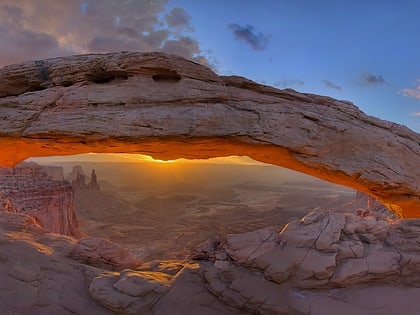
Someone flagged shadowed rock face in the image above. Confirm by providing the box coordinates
[0,52,419,217]
[0,163,81,238]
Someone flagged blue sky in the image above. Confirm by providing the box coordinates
[0,0,419,132]
[167,0,420,131]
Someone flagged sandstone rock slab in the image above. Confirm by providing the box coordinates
[0,52,419,216]
[69,236,141,270]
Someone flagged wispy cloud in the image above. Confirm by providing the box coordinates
[356,73,388,87]
[401,80,420,99]
[0,1,207,68]
[323,79,342,90]
[273,79,304,88]
[412,112,420,116]
[228,24,268,50]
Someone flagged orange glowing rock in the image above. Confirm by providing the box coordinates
[0,52,419,217]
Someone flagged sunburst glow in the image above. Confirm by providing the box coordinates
[153,159,175,163]
[26,153,265,166]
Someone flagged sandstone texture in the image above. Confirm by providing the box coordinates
[0,208,244,315]
[69,237,141,270]
[0,52,419,216]
[0,162,81,237]
[2,192,420,314]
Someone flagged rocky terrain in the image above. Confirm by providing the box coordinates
[0,209,140,314]
[0,52,419,217]
[0,52,420,314]
[0,162,80,237]
[2,188,420,314]
[64,162,355,261]
[0,161,416,314]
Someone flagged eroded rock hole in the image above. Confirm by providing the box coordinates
[152,69,181,82]
[17,153,359,261]
[86,71,129,84]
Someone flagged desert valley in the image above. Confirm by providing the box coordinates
[33,155,356,261]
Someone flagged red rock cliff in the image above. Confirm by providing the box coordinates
[0,162,81,237]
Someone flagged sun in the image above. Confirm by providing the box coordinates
[116,154,178,163]
[153,159,176,163]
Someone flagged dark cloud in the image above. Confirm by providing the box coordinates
[164,7,192,32]
[116,26,140,39]
[1,5,24,27]
[323,80,342,90]
[228,24,268,50]
[0,4,71,66]
[87,37,142,52]
[357,73,388,86]
[143,30,170,47]
[273,79,304,88]
[0,0,207,67]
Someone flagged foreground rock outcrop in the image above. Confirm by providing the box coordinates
[0,208,241,315]
[3,193,420,314]
[0,209,141,314]
[0,52,419,216]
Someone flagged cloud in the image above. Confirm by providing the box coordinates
[162,36,200,57]
[0,23,75,67]
[0,1,207,68]
[228,24,268,50]
[164,7,192,32]
[323,80,342,90]
[0,4,75,66]
[87,36,142,52]
[356,73,388,86]
[412,112,420,116]
[401,80,420,99]
[273,79,304,88]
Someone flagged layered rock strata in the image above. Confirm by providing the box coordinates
[0,52,419,216]
[0,163,81,237]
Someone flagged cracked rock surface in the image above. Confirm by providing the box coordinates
[192,206,420,314]
[0,209,246,315]
[2,190,420,314]
[0,52,419,216]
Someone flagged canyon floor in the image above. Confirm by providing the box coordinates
[79,180,355,261]
[2,159,420,314]
[66,161,356,261]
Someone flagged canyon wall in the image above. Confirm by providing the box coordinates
[0,52,419,217]
[0,162,81,237]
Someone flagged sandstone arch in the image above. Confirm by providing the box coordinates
[0,52,419,217]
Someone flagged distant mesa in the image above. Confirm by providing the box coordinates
[68,165,86,182]
[70,165,100,190]
[89,169,100,190]
[11,161,64,181]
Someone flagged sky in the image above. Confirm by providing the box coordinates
[28,153,267,165]
[1,0,420,133]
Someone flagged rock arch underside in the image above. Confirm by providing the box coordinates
[1,51,419,217]
[2,52,420,314]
